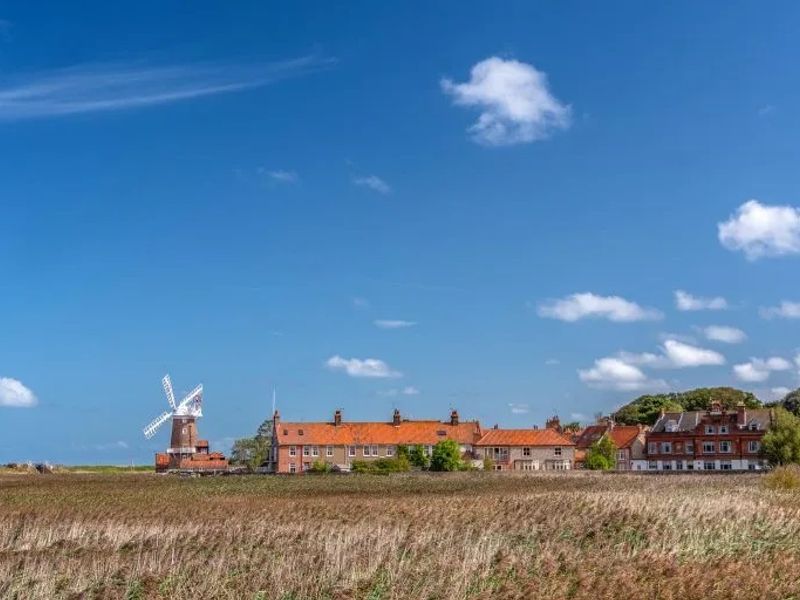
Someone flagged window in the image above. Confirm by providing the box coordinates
[348,446,356,457]
[748,463,756,471]
[523,447,531,457]
[661,442,672,454]
[720,461,732,471]
[648,461,658,470]
[686,441,694,454]
[617,450,626,461]
[298,429,304,436]
[283,429,288,436]
[676,461,683,470]
[686,462,694,470]
[311,446,319,457]
[648,442,657,455]
[554,447,562,457]
[289,446,297,457]
[303,447,310,457]
[386,446,395,457]
[490,447,509,461]
[289,463,296,474]
[748,441,760,453]
[749,422,759,431]
[702,441,715,454]
[371,445,379,456]
[719,441,731,453]
[705,425,715,435]
[719,425,729,434]
[363,446,370,457]
[663,462,672,471]
[703,461,715,470]
[425,445,433,456]
[326,446,333,457]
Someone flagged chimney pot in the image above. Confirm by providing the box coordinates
[334,409,342,426]
[450,409,459,426]
[393,408,401,426]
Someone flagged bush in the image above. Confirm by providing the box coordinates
[430,440,463,472]
[409,445,429,469]
[763,465,800,491]
[308,460,332,474]
[584,435,617,471]
[762,408,800,466]
[483,457,495,471]
[351,457,410,474]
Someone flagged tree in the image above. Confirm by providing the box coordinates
[430,439,463,471]
[230,418,273,471]
[614,387,762,426]
[771,388,800,417]
[395,444,410,461]
[584,435,617,471]
[762,408,800,466]
[409,444,429,469]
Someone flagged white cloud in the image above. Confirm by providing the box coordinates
[544,358,560,366]
[703,325,746,344]
[326,355,401,378]
[662,339,725,368]
[760,301,800,320]
[733,357,792,382]
[578,358,667,392]
[718,200,800,260]
[0,56,332,120]
[378,386,420,397]
[0,377,37,407]
[353,175,391,195]
[537,292,662,323]
[770,387,791,400]
[674,290,727,311]
[374,319,416,329]
[266,169,298,183]
[508,402,529,414]
[441,56,571,146]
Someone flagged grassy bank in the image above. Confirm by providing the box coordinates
[1,472,798,599]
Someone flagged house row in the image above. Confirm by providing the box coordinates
[267,409,575,473]
[266,402,773,474]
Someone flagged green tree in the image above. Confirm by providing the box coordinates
[584,435,617,471]
[430,439,463,471]
[762,408,800,466]
[230,418,273,471]
[395,444,410,461]
[409,444,429,469]
[614,387,762,426]
[771,388,800,416]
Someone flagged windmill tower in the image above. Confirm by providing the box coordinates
[143,374,204,467]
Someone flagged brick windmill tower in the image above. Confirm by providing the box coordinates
[143,375,228,472]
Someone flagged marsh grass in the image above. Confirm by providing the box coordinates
[1,472,799,599]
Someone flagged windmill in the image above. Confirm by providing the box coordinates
[143,374,204,460]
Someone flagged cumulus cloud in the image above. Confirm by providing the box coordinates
[674,290,727,311]
[441,56,571,146]
[703,325,747,344]
[718,200,800,260]
[326,355,401,378]
[578,358,667,392]
[374,319,416,329]
[353,175,391,194]
[662,339,726,368]
[760,301,800,320]
[537,292,662,323]
[508,402,530,414]
[0,56,332,120]
[0,377,37,407]
[733,357,792,382]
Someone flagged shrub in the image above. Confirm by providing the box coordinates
[763,465,800,490]
[483,457,495,471]
[430,440,463,472]
[762,408,800,466]
[584,435,617,471]
[409,445,429,469]
[351,457,410,474]
[308,460,332,474]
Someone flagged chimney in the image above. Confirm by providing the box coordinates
[334,409,342,426]
[273,409,280,424]
[450,409,459,426]
[737,402,747,427]
[493,424,499,430]
[710,401,722,414]
[393,408,401,426]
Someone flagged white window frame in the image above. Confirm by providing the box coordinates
[702,441,715,454]
[289,463,296,473]
[312,446,319,457]
[523,447,531,457]
[719,425,729,434]
[705,425,715,435]
[302,447,310,457]
[326,446,333,457]
[748,440,760,453]
[386,446,395,457]
[554,447,562,457]
[289,446,297,457]
[686,442,694,453]
[719,441,732,453]
[661,442,672,454]
[348,446,356,457]
[617,450,626,461]
[648,442,657,455]
[363,446,370,457]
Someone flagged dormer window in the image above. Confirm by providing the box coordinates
[749,422,759,431]
[437,430,446,436]
[299,429,304,436]
[283,429,288,436]
[705,425,715,435]
[719,425,729,434]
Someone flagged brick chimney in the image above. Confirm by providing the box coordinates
[334,409,342,426]
[273,409,280,425]
[737,402,747,427]
[393,408,401,426]
[450,409,459,426]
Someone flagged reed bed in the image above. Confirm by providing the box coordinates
[1,472,799,599]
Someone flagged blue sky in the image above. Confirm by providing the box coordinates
[3,2,800,464]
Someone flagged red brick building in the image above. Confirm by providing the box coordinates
[645,403,772,471]
[574,420,646,471]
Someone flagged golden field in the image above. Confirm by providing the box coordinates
[1,472,799,600]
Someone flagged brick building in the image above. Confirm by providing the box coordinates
[574,419,647,471]
[645,403,772,471]
[269,409,482,473]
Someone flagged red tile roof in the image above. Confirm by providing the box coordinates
[575,424,641,450]
[276,420,483,446]
[475,428,574,447]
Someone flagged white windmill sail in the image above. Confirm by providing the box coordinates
[143,411,172,439]
[142,374,203,440]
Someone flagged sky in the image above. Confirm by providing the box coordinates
[3,2,800,464]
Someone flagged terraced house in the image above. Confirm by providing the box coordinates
[474,426,575,471]
[269,408,483,473]
[645,403,772,471]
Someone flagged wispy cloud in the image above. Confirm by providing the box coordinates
[326,355,401,378]
[0,56,332,121]
[374,319,416,329]
[760,301,800,320]
[702,325,746,344]
[508,402,529,414]
[537,292,662,323]
[379,386,420,397]
[353,175,391,195]
[674,290,727,311]
[0,377,37,408]
[263,169,299,184]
